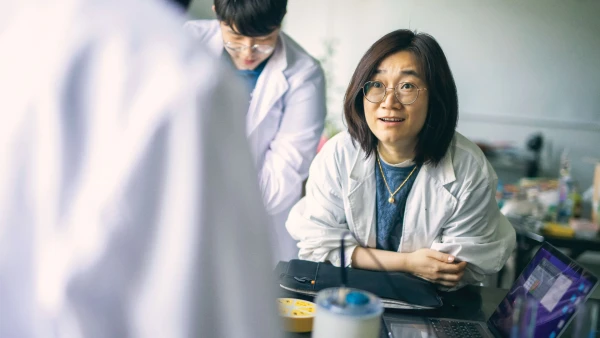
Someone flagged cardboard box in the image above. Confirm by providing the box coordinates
[593,163,600,224]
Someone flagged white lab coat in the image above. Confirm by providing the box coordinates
[286,131,516,287]
[0,1,280,337]
[184,20,327,262]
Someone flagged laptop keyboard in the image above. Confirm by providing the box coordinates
[429,319,485,338]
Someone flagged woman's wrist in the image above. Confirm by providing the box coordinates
[396,251,409,272]
[352,246,411,272]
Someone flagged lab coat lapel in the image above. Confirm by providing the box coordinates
[400,144,458,252]
[347,150,377,248]
[424,142,457,186]
[246,37,288,136]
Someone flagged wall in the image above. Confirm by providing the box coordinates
[284,0,600,189]
[188,0,214,19]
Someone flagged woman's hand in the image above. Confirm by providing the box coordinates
[405,248,467,287]
[351,247,467,287]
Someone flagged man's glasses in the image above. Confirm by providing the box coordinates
[362,81,427,105]
[224,41,275,54]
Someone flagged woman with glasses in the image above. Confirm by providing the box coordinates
[184,0,326,262]
[286,29,515,289]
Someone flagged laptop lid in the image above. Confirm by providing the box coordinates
[487,242,598,338]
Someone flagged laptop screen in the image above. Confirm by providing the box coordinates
[488,243,598,338]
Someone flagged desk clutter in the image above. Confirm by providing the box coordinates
[278,289,383,338]
[278,298,315,333]
[498,160,600,239]
[278,243,600,338]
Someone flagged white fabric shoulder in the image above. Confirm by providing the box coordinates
[316,131,359,167]
[450,132,498,189]
[183,19,220,40]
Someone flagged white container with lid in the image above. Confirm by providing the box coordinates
[312,287,383,338]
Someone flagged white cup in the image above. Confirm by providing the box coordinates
[312,287,383,338]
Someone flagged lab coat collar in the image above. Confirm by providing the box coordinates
[345,137,457,247]
[246,35,288,136]
[422,138,457,186]
[349,147,374,184]
[348,138,458,186]
[266,33,288,73]
[347,137,457,186]
[347,148,377,247]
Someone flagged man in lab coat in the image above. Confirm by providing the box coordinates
[0,0,280,337]
[185,0,327,262]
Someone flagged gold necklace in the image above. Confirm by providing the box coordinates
[376,153,418,204]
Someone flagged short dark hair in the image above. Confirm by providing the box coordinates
[343,29,458,166]
[214,0,287,37]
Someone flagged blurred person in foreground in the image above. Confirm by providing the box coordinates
[0,0,280,337]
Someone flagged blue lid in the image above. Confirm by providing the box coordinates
[346,291,369,306]
[315,287,383,317]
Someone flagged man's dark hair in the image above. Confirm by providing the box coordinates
[214,0,287,37]
[343,29,459,166]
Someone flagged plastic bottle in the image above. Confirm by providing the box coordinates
[557,150,574,224]
[570,183,582,219]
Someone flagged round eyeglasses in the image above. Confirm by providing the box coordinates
[362,81,427,105]
[224,41,275,55]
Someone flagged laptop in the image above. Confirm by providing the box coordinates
[383,242,599,338]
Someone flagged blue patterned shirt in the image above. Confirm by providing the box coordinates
[375,157,420,251]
